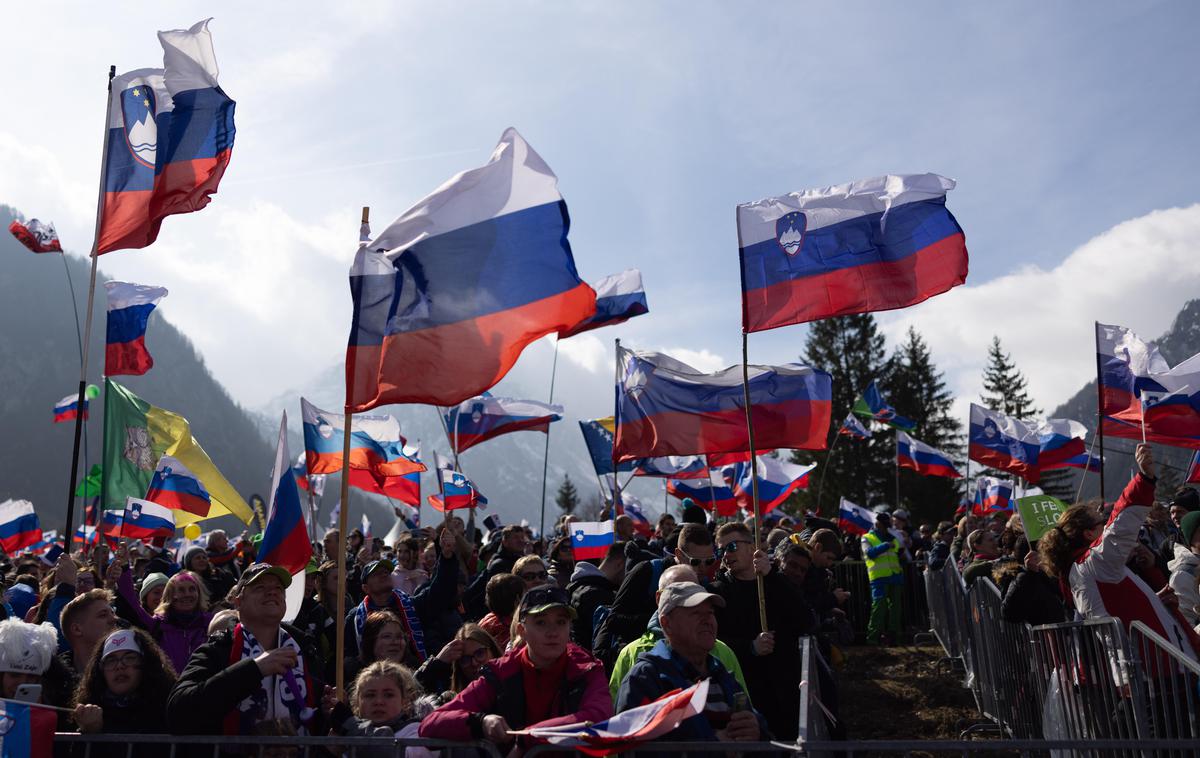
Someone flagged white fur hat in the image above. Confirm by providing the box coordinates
[0,619,59,675]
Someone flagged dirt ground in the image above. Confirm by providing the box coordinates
[837,643,988,741]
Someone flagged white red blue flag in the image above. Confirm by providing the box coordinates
[428,469,487,512]
[96,20,235,254]
[621,498,654,538]
[896,431,961,479]
[559,268,649,339]
[1097,322,1200,448]
[667,470,738,517]
[53,393,88,424]
[632,455,708,479]
[120,498,176,541]
[8,218,62,253]
[345,128,596,410]
[838,498,874,536]
[302,398,425,502]
[570,520,615,561]
[144,455,211,517]
[729,455,815,513]
[258,413,312,575]
[0,500,40,554]
[104,281,168,376]
[1035,419,1088,471]
[972,476,1014,516]
[839,412,871,440]
[613,346,832,462]
[737,173,967,332]
[444,393,562,453]
[968,404,1040,482]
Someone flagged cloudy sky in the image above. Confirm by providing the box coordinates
[3,1,1199,431]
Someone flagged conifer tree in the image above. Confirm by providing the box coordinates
[555,474,579,515]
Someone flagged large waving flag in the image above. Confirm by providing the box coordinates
[104,281,168,376]
[0,500,41,554]
[737,173,968,332]
[730,456,816,513]
[839,412,871,440]
[1036,418,1088,470]
[570,520,615,561]
[428,469,487,512]
[968,403,1040,482]
[613,346,832,462]
[852,381,915,430]
[258,413,313,575]
[103,379,253,525]
[144,455,212,517]
[632,456,708,479]
[301,398,425,498]
[579,418,634,476]
[838,498,874,536]
[1097,322,1200,448]
[8,218,62,253]
[444,394,563,453]
[522,679,708,756]
[559,268,649,339]
[96,19,236,254]
[120,498,177,541]
[896,431,961,479]
[667,470,738,517]
[345,128,596,411]
[53,393,88,424]
[972,476,1014,516]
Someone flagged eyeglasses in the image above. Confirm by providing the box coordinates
[719,539,753,555]
[102,653,143,671]
[679,548,718,568]
[519,571,549,582]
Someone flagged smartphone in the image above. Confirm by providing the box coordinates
[13,684,41,703]
[44,545,64,564]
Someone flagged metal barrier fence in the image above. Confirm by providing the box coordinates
[1128,620,1200,743]
[51,733,506,757]
[831,560,928,642]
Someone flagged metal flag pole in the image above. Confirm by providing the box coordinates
[894,431,901,509]
[1094,322,1107,502]
[538,337,560,539]
[336,206,369,700]
[64,65,116,549]
[739,331,768,633]
[815,431,843,517]
[611,339,623,521]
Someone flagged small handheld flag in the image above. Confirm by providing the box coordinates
[972,476,1014,516]
[570,521,615,561]
[53,393,88,424]
[839,413,871,440]
[428,469,488,512]
[104,281,168,376]
[8,218,62,253]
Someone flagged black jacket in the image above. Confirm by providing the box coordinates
[341,553,459,659]
[592,557,673,671]
[566,568,619,649]
[1001,568,1066,626]
[461,546,523,620]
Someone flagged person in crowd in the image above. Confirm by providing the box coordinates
[593,523,716,671]
[1000,546,1066,625]
[711,522,812,740]
[391,537,429,596]
[166,563,326,737]
[513,555,551,592]
[1041,444,1200,659]
[862,512,904,645]
[477,573,525,650]
[614,515,636,544]
[293,559,336,675]
[345,610,411,688]
[1168,487,1199,536]
[607,564,749,703]
[962,529,1003,585]
[927,521,957,570]
[891,509,914,561]
[344,528,460,662]
[566,540,627,648]
[208,609,239,636]
[1141,501,1180,570]
[205,531,242,578]
[546,536,575,589]
[414,622,500,698]
[138,572,169,616]
[950,514,981,563]
[0,618,60,701]
[60,588,119,677]
[71,627,177,752]
[110,543,213,674]
[322,530,341,565]
[418,585,611,750]
[181,545,236,605]
[652,514,677,543]
[1128,540,1168,591]
[327,660,422,749]
[615,581,766,743]
[462,525,529,619]
[765,528,791,553]
[1168,511,1200,626]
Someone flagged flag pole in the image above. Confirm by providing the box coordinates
[336,206,369,700]
[1094,322,1107,502]
[611,338,623,521]
[538,337,560,539]
[64,65,116,549]
[894,431,901,509]
[815,431,843,517]
[739,330,768,634]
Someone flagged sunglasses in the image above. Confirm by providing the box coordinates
[679,548,718,568]
[719,539,754,555]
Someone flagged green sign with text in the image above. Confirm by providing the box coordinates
[1017,494,1068,542]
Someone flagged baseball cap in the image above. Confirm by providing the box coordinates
[362,559,395,580]
[236,563,292,592]
[101,629,143,660]
[517,585,577,621]
[657,581,726,617]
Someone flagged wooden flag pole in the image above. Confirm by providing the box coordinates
[739,331,768,634]
[538,337,560,540]
[335,206,369,700]
[64,65,116,549]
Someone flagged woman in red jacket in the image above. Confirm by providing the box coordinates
[419,584,612,750]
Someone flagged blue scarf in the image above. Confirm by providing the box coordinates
[353,589,426,662]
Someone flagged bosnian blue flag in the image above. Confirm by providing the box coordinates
[579,418,634,476]
[444,393,563,453]
[972,476,1014,515]
[1097,323,1200,449]
[839,412,871,440]
[667,470,738,517]
[968,404,1040,482]
[571,520,615,561]
[258,412,312,575]
[120,498,176,541]
[730,456,815,514]
[896,431,961,479]
[852,381,915,430]
[105,282,168,377]
[559,268,649,339]
[737,173,968,332]
[613,346,832,462]
[428,469,488,512]
[346,128,596,411]
[838,498,874,536]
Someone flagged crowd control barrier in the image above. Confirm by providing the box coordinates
[831,560,928,642]
[1128,620,1200,742]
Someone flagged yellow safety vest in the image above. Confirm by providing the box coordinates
[862,531,902,582]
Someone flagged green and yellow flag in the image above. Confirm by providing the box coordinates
[103,379,253,526]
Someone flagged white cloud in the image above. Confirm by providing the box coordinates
[554,333,606,373]
[879,204,1200,419]
[656,347,728,373]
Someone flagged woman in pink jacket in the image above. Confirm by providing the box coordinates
[419,584,612,751]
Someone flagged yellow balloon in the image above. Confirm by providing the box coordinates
[183,523,202,541]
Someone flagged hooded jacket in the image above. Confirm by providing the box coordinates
[1168,544,1200,626]
[566,562,619,648]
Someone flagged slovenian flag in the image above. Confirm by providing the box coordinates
[96,19,236,254]
[444,394,563,453]
[346,128,596,411]
[667,470,739,517]
[570,520,615,561]
[120,498,177,541]
[852,381,915,431]
[24,530,58,556]
[302,398,425,504]
[972,477,1014,515]
[428,469,487,512]
[896,431,961,479]
[0,500,41,554]
[613,346,832,462]
[53,393,88,423]
[559,268,649,339]
[8,218,62,253]
[968,404,1041,482]
[1097,322,1200,449]
[730,456,816,513]
[737,173,968,332]
[837,498,874,536]
[105,281,168,377]
[144,455,212,517]
[1053,452,1103,473]
[839,412,871,440]
[1036,419,1088,470]
[632,456,709,479]
[258,412,313,575]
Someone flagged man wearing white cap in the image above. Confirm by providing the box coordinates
[614,581,768,744]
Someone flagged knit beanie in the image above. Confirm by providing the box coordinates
[1181,510,1200,547]
[182,545,206,570]
[139,572,170,603]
